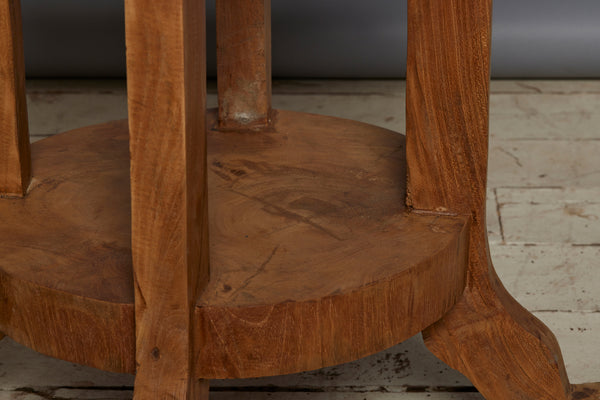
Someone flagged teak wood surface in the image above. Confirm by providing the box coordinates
[125,0,209,397]
[407,0,571,399]
[0,111,469,379]
[0,0,30,196]
[0,0,586,399]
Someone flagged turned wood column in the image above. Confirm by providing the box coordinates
[216,0,272,129]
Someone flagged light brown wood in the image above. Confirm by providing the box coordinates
[0,111,469,379]
[406,0,571,399]
[0,122,134,373]
[216,0,272,129]
[125,0,209,397]
[0,0,30,196]
[195,110,468,378]
[0,1,581,397]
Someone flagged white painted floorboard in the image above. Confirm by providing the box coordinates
[0,391,485,400]
[1,79,598,399]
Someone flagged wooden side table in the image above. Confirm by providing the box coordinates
[0,0,576,399]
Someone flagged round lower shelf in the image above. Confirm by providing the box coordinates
[0,110,468,378]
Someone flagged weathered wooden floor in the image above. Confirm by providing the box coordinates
[0,79,598,399]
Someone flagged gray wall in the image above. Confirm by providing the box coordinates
[21,0,600,78]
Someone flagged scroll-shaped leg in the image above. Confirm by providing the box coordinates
[216,0,271,129]
[0,0,30,196]
[423,239,571,400]
[125,0,209,398]
[406,0,571,398]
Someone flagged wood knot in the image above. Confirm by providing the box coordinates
[150,347,160,361]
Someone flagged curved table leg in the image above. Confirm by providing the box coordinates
[406,0,573,398]
[423,235,571,400]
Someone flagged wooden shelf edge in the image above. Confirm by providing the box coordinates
[0,113,471,379]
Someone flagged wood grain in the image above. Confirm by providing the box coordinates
[125,0,209,397]
[406,0,571,399]
[216,0,271,129]
[0,122,134,373]
[0,111,468,379]
[0,0,30,196]
[194,110,469,378]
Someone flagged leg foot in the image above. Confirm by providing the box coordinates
[424,244,571,400]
